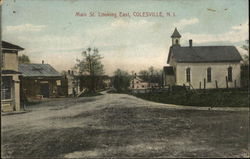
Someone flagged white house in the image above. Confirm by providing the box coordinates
[164,28,242,89]
[1,41,24,112]
[130,75,159,93]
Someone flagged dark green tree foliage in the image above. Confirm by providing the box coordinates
[138,66,164,87]
[75,47,104,92]
[113,69,131,92]
[18,54,30,64]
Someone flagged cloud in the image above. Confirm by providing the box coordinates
[85,19,166,50]
[6,24,46,32]
[173,18,199,29]
[18,35,86,52]
[182,20,249,44]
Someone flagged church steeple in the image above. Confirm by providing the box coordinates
[171,28,181,46]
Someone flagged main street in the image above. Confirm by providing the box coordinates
[1,93,249,158]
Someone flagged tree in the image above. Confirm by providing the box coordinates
[113,69,131,92]
[241,39,249,65]
[18,54,30,64]
[138,66,164,87]
[138,70,149,81]
[75,47,104,92]
[242,39,249,51]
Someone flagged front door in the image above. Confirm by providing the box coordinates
[40,83,49,98]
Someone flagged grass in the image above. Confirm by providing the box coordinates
[134,89,249,107]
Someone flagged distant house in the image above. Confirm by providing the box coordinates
[129,75,159,93]
[1,41,24,112]
[66,70,80,96]
[164,28,242,89]
[19,63,68,99]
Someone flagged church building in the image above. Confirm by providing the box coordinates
[163,28,242,89]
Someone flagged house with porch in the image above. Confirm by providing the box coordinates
[1,41,24,112]
[164,28,242,89]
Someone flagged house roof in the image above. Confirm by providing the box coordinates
[167,45,242,63]
[133,76,160,83]
[19,64,61,77]
[171,28,181,38]
[163,66,174,75]
[2,41,24,50]
[2,70,22,74]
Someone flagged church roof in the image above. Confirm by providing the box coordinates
[167,45,242,63]
[171,28,181,38]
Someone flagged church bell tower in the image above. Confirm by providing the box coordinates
[171,28,181,46]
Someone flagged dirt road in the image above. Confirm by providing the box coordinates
[1,93,249,158]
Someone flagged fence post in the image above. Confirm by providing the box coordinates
[234,80,237,88]
[203,78,206,89]
[199,81,201,89]
[226,76,228,89]
[215,80,218,89]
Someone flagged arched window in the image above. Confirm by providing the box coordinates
[207,67,212,82]
[228,67,232,82]
[186,68,191,82]
[175,39,179,45]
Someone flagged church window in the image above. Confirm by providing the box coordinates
[186,68,191,82]
[207,67,212,82]
[228,67,232,82]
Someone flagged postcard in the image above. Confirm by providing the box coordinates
[1,0,249,158]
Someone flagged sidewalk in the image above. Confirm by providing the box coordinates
[1,110,31,116]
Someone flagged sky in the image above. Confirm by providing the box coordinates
[2,0,249,75]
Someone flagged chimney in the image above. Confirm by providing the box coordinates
[42,60,44,64]
[189,39,192,47]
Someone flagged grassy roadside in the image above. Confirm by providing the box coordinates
[79,92,103,97]
[133,89,249,107]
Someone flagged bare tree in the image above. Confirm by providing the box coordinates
[75,47,104,92]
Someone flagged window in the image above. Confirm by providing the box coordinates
[56,80,61,86]
[228,67,232,82]
[207,67,212,82]
[175,39,179,45]
[1,76,12,100]
[186,68,191,82]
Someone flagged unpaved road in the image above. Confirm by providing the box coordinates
[1,93,249,158]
